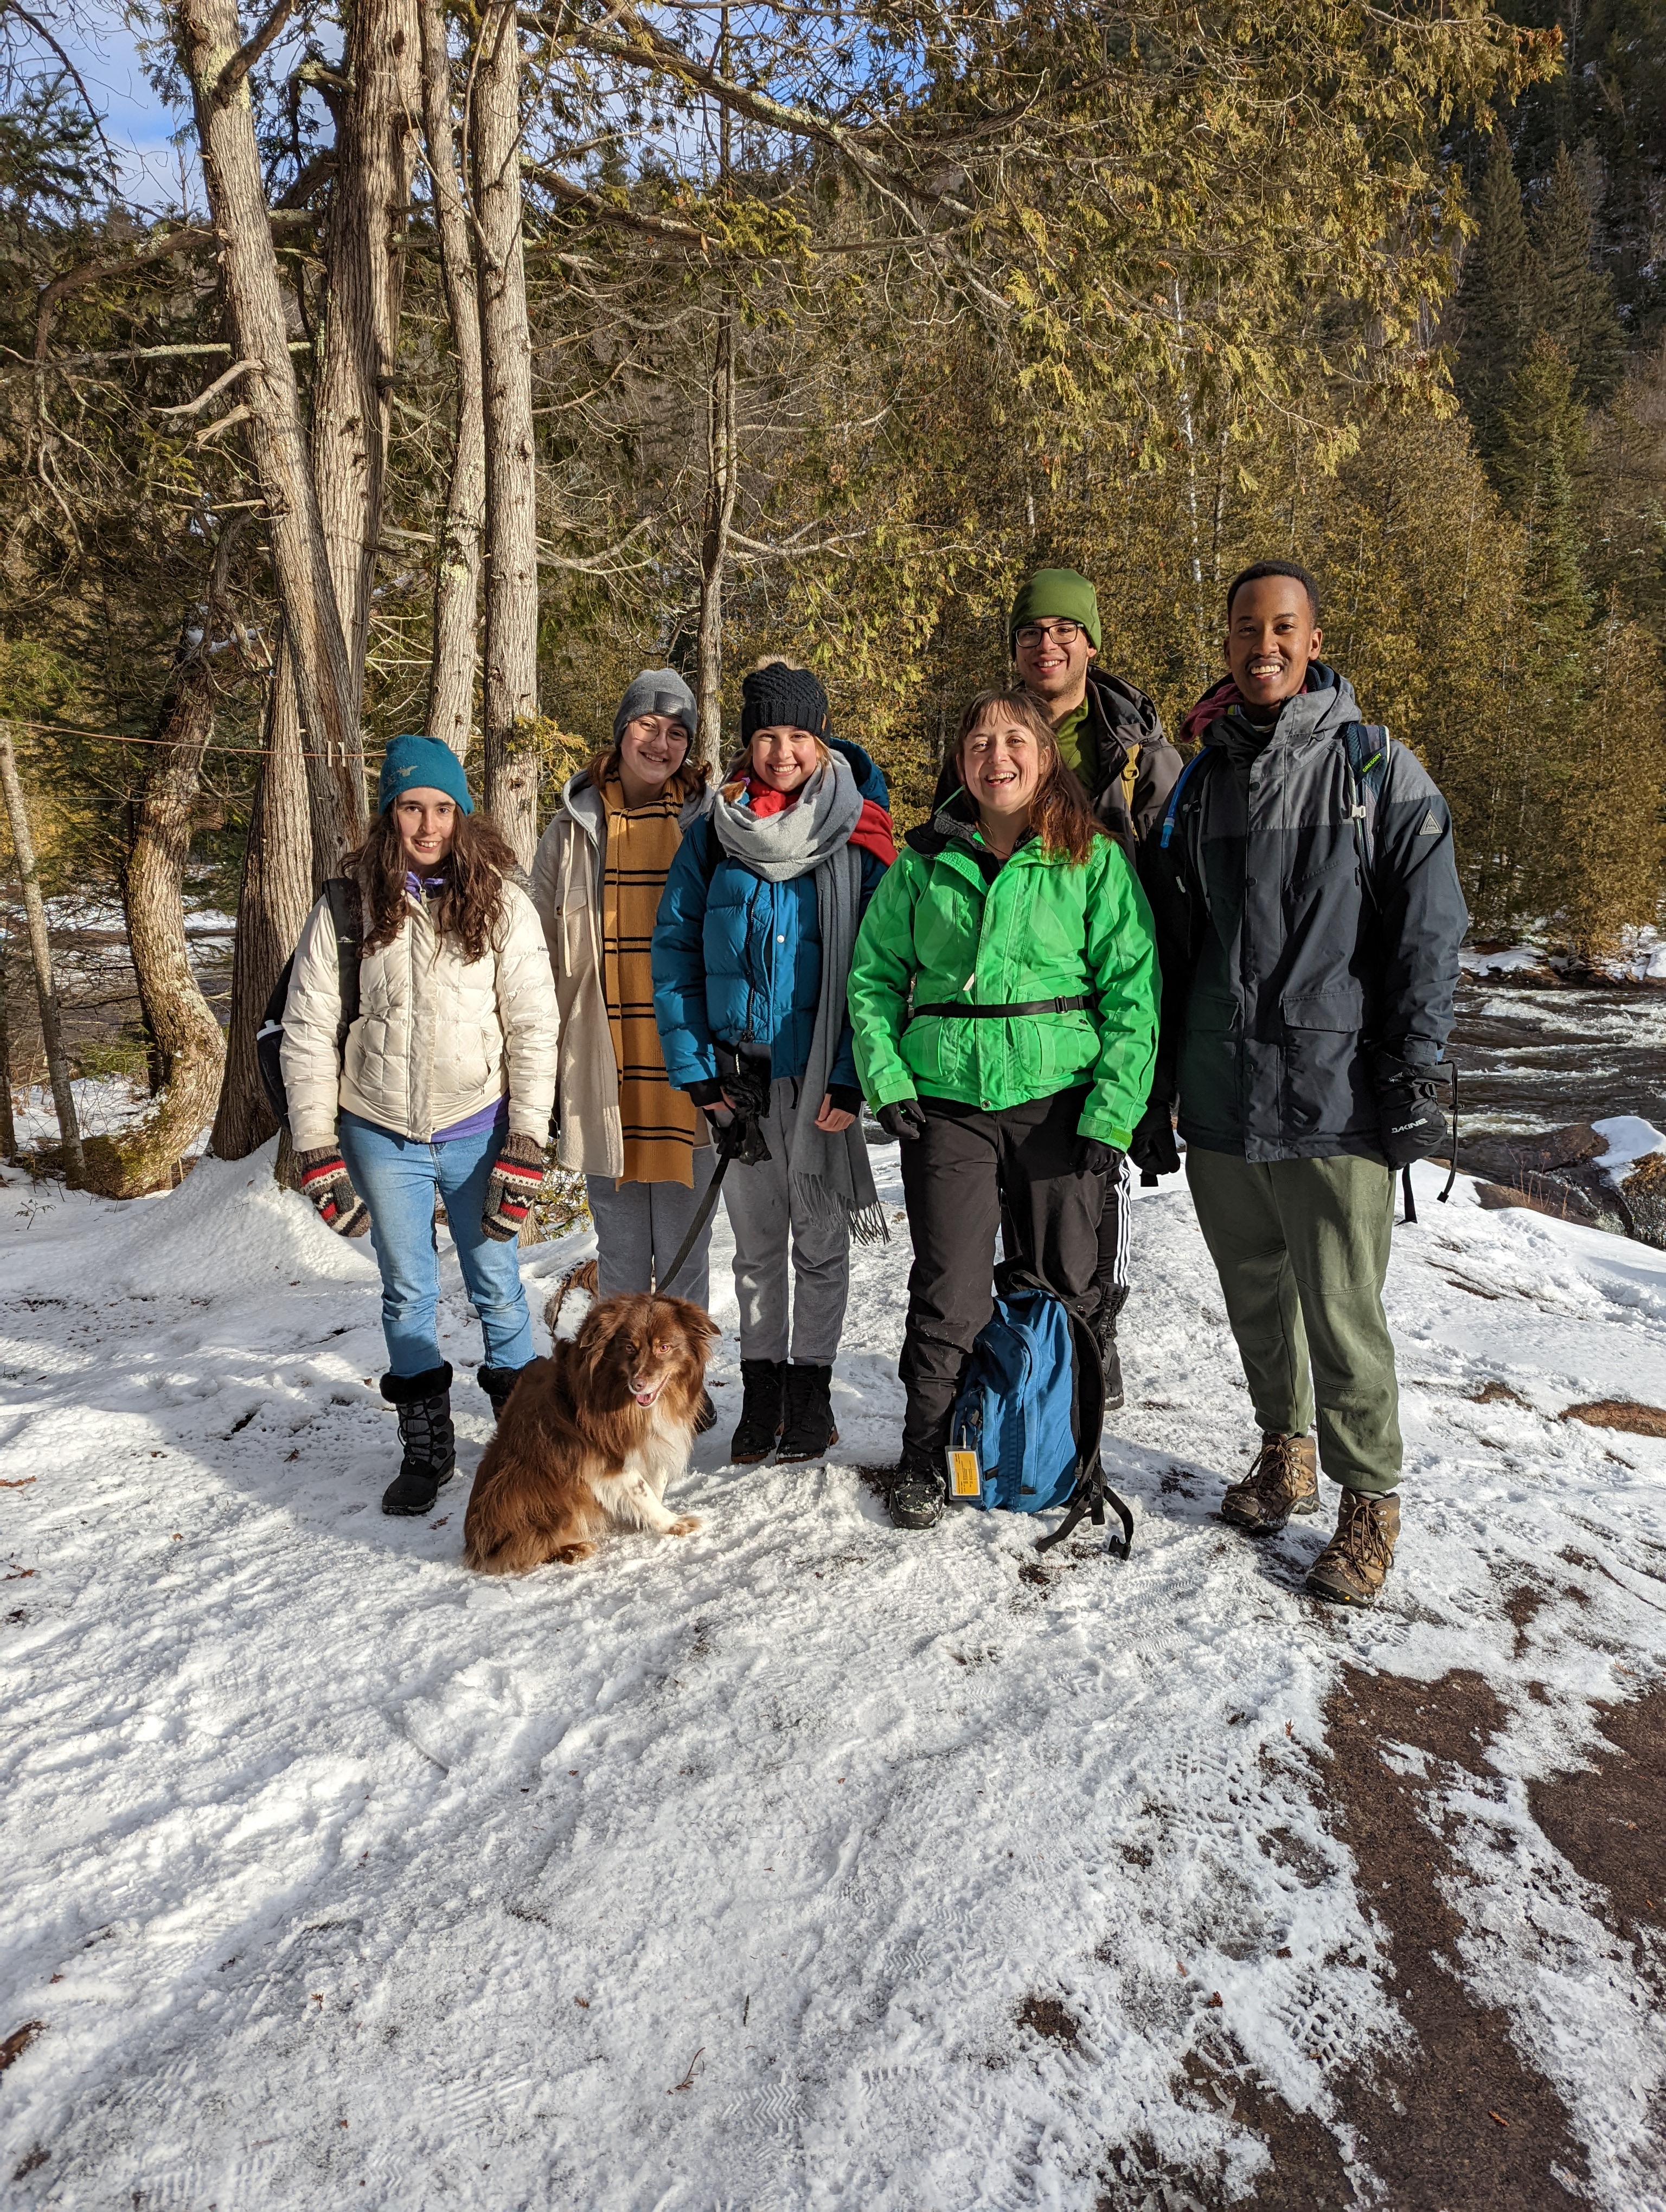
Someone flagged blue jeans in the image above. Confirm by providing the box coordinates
[339,1113,536,1378]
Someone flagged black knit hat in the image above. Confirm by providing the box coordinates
[740,661,830,745]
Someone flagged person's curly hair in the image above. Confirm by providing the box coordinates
[953,689,1105,867]
[348,807,522,963]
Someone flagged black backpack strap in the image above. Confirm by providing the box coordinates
[322,876,362,1040]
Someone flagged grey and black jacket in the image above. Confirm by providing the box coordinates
[1139,664,1467,1164]
[931,668,1184,863]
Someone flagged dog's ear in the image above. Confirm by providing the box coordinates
[659,1296,720,1347]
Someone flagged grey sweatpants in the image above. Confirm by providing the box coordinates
[586,1144,716,1310]
[721,1076,851,1364]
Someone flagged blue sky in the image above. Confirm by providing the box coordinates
[31,2,197,211]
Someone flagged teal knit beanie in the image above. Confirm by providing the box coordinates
[377,734,474,815]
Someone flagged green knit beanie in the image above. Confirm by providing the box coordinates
[1009,568,1102,651]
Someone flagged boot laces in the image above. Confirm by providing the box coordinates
[1253,1432,1306,1502]
[1335,1490,1391,1573]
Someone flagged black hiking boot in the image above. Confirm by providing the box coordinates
[777,1364,838,1462]
[694,1389,718,1436]
[729,1358,786,1463]
[381,1364,456,1515]
[887,1441,945,1531]
[477,1364,527,1424]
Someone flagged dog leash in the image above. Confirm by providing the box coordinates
[655,1107,762,1297]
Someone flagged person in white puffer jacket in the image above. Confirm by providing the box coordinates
[281,735,558,1516]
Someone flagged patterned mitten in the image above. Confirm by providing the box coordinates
[296,1145,370,1237]
[482,1130,548,1243]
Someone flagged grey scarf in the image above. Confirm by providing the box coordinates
[710,757,887,1250]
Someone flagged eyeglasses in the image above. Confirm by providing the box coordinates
[1014,620,1083,649]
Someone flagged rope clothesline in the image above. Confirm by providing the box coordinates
[4,716,406,765]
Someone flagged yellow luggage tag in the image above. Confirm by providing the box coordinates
[946,1446,984,1502]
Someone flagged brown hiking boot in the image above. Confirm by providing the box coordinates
[1220,1431,1319,1538]
[1305,1489,1401,1606]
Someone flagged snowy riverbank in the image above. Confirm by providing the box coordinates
[4,1149,1666,2208]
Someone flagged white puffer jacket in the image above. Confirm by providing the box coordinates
[280,876,559,1155]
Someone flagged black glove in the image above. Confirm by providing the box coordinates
[1073,1136,1124,1179]
[825,1084,863,1117]
[877,1098,928,1142]
[1374,1056,1448,1168]
[1129,1099,1182,1181]
[687,1078,727,1110]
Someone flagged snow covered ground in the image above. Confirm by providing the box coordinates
[4,1148,1666,2209]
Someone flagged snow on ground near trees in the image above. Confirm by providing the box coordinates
[4,1147,1666,2210]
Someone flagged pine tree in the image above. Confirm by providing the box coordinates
[1531,146,1625,408]
[1453,132,1536,452]
[1489,335,1592,665]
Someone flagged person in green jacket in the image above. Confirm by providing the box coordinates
[847,688,1159,1529]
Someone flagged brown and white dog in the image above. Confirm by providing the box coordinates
[462,1291,719,1575]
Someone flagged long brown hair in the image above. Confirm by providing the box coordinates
[953,689,1104,867]
[348,807,522,963]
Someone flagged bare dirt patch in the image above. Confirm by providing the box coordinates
[1561,1400,1666,1438]
[1099,1667,1593,2210]
[1315,1666,1589,2209]
[1528,1682,1666,1971]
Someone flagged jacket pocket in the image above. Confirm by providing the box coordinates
[1279,992,1369,1137]
[903,1014,965,1091]
[1281,986,1364,1032]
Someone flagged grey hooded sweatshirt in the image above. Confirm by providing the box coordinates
[1139,663,1468,1164]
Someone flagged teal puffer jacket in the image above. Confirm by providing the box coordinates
[847,801,1159,1148]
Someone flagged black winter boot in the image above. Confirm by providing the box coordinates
[777,1364,838,1462]
[1093,1285,1127,1413]
[888,1440,945,1531]
[730,1358,786,1463]
[477,1364,527,1424]
[380,1364,456,1515]
[694,1390,718,1436]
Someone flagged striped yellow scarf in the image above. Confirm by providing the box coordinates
[600,773,702,1187]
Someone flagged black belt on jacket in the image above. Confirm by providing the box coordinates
[908,994,1093,1020]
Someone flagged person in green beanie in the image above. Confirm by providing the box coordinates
[279,734,559,1518]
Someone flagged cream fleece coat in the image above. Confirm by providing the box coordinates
[280,877,558,1155]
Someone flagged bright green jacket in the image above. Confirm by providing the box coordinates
[848,803,1159,1147]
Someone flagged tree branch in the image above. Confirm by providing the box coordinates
[0,0,118,178]
[156,358,259,417]
[215,0,296,106]
[32,213,313,362]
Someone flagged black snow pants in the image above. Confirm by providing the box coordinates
[898,1085,1105,1457]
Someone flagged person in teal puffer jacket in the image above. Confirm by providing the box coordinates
[653,660,895,1465]
[847,687,1158,1529]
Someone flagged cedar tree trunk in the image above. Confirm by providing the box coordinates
[177,0,356,813]
[210,640,315,1159]
[472,0,540,860]
[419,0,484,759]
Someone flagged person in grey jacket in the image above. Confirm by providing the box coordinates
[1137,561,1466,1606]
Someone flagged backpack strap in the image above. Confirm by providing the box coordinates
[1157,747,1216,851]
[1118,740,1140,818]
[322,876,363,1043]
[1342,724,1392,903]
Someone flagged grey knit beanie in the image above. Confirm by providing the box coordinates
[613,667,698,745]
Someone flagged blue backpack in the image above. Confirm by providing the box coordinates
[945,1272,1133,1557]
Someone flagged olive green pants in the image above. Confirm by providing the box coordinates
[1185,1149,1401,1495]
